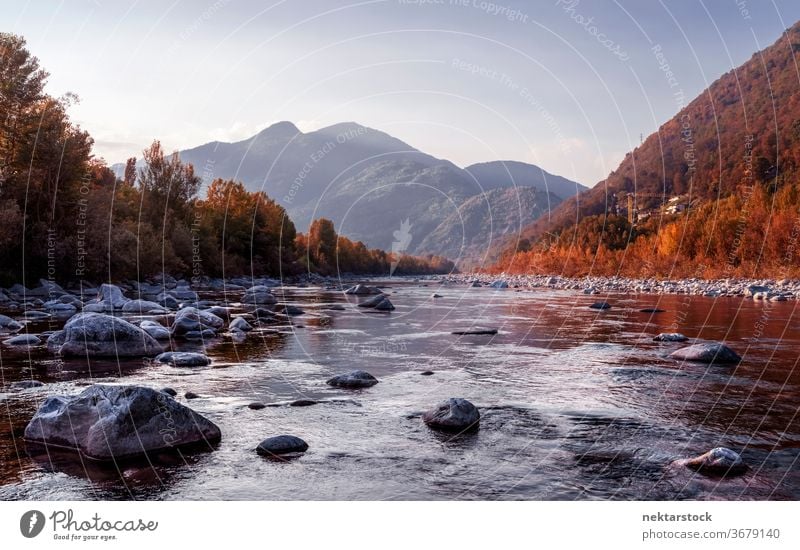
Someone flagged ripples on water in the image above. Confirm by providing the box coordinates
[1,282,799,500]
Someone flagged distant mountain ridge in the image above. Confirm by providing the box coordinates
[114,122,586,265]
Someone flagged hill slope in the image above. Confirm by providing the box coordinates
[496,21,800,276]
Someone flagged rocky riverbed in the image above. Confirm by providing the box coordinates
[437,273,799,300]
[1,275,799,499]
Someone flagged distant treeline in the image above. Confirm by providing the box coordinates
[0,33,454,285]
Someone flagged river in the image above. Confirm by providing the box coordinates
[1,280,798,500]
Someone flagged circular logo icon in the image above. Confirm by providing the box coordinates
[20,510,45,538]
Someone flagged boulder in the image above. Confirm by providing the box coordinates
[229,317,253,332]
[358,294,388,308]
[677,447,748,477]
[653,333,688,342]
[122,299,168,314]
[275,304,305,315]
[95,283,131,309]
[242,286,277,305]
[746,284,771,297]
[0,314,23,332]
[589,301,612,310]
[358,295,395,311]
[155,292,180,310]
[171,307,225,337]
[154,351,211,367]
[669,343,741,364]
[24,385,221,460]
[139,320,171,340]
[327,370,379,388]
[344,284,381,295]
[248,402,266,410]
[422,398,480,432]
[256,435,308,456]
[489,280,509,289]
[5,334,41,346]
[47,313,162,357]
[185,391,200,399]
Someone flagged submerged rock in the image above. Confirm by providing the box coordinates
[640,307,665,313]
[422,398,480,432]
[155,351,211,367]
[677,447,748,477]
[46,313,162,357]
[669,343,741,364]
[248,402,266,410]
[653,333,688,342]
[256,435,308,456]
[589,301,611,310]
[24,385,220,460]
[327,370,379,388]
[452,328,498,335]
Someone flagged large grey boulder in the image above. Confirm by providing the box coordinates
[242,286,277,305]
[327,370,379,388]
[422,398,480,432]
[24,385,221,460]
[669,343,741,364]
[171,307,225,337]
[46,313,162,357]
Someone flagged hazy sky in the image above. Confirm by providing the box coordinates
[4,0,800,186]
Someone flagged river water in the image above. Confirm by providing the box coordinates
[1,280,799,500]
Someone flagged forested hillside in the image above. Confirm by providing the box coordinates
[495,21,800,278]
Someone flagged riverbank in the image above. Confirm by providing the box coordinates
[433,273,797,300]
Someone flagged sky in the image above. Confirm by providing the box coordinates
[4,0,800,187]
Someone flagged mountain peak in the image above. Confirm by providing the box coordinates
[256,121,302,140]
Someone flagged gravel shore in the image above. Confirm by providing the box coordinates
[432,274,797,301]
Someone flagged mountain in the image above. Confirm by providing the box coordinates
[115,122,584,262]
[465,161,586,201]
[497,21,800,276]
[416,186,562,265]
